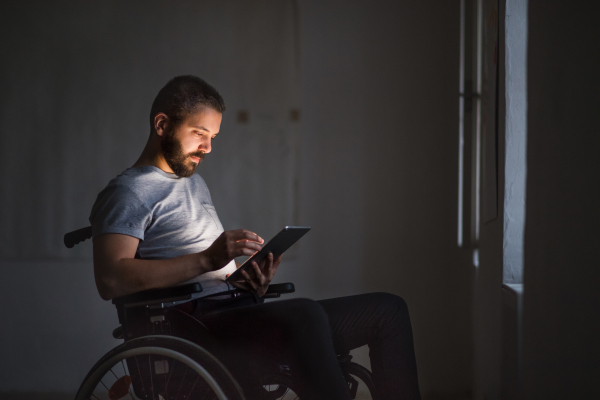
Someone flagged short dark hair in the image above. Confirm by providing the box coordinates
[150,75,226,128]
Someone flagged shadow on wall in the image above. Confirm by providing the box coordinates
[292,0,472,397]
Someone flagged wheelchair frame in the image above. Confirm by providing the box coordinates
[67,226,377,400]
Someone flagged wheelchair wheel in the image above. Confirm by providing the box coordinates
[259,361,377,400]
[75,335,245,400]
[260,372,300,400]
[341,361,378,400]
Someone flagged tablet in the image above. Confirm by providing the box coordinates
[225,226,311,282]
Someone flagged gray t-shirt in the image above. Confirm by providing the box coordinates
[89,166,236,297]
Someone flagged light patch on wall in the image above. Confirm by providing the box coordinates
[502,0,528,284]
[473,248,480,267]
[458,0,466,247]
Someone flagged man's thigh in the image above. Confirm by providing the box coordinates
[194,295,354,399]
[318,292,409,354]
[195,296,331,361]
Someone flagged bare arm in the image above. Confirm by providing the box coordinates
[93,229,263,300]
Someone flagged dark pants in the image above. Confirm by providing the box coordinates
[192,292,421,400]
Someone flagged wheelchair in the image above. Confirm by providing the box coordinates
[65,226,378,400]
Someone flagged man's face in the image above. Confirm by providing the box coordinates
[160,107,222,177]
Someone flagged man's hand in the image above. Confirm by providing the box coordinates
[202,229,264,271]
[228,252,283,297]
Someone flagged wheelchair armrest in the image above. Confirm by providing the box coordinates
[112,283,203,308]
[200,282,296,300]
[264,282,295,297]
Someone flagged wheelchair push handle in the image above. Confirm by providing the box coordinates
[64,226,93,248]
[64,226,92,249]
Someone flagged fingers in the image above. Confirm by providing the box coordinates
[251,253,278,280]
[205,230,265,271]
[265,253,279,280]
[225,230,264,256]
[251,261,263,279]
[216,232,263,259]
[229,279,252,291]
[232,252,280,297]
[238,259,272,297]
[231,240,262,251]
[227,229,264,244]
[241,269,260,293]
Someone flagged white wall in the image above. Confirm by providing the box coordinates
[0,1,472,397]
[0,0,300,393]
[286,1,472,396]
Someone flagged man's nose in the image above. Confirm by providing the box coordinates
[200,138,211,153]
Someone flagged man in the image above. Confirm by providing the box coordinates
[90,75,421,399]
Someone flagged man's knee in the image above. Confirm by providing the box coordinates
[289,298,329,321]
[371,292,409,316]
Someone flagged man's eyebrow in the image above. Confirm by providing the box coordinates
[192,125,210,132]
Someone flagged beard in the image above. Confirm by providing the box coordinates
[160,127,205,178]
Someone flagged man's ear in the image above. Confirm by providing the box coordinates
[154,113,170,137]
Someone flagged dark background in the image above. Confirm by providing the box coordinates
[1,1,598,399]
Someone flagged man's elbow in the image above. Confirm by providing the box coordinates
[94,263,145,300]
[94,264,125,301]
[95,275,118,301]
[98,291,113,301]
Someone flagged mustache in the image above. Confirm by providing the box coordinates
[189,151,206,161]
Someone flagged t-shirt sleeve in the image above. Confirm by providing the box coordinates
[89,184,152,240]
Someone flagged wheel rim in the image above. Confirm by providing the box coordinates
[261,374,300,400]
[77,345,229,400]
[341,361,377,400]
